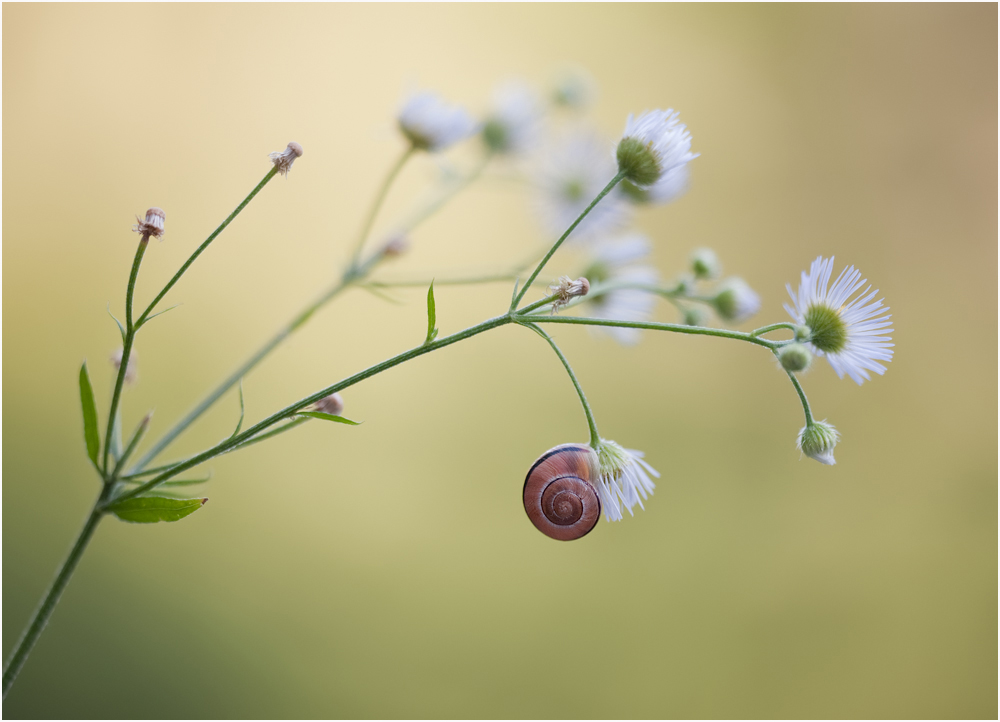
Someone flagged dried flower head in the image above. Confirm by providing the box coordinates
[110,348,138,386]
[315,393,345,417]
[379,235,410,259]
[269,142,304,176]
[132,207,165,239]
[548,276,590,312]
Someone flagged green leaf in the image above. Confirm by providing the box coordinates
[106,304,126,343]
[296,411,361,425]
[424,280,438,344]
[510,278,520,307]
[137,303,181,329]
[359,284,404,305]
[108,496,207,524]
[228,380,245,440]
[78,362,101,469]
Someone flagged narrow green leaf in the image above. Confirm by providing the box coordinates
[359,284,404,305]
[296,411,361,425]
[78,362,101,469]
[518,321,551,342]
[229,380,245,440]
[113,412,152,476]
[109,496,207,524]
[106,304,126,343]
[510,278,520,307]
[137,303,181,329]
[424,280,438,345]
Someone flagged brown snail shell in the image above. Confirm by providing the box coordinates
[523,444,601,541]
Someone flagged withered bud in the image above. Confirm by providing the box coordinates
[314,392,344,416]
[110,348,138,386]
[133,207,165,239]
[380,235,410,259]
[269,142,304,176]
[548,276,590,313]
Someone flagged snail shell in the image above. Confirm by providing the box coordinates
[523,444,601,541]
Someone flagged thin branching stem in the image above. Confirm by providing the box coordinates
[522,323,601,447]
[511,171,626,310]
[103,237,148,473]
[136,166,279,327]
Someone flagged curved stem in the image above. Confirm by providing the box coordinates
[511,171,626,310]
[523,323,600,447]
[347,146,415,273]
[751,322,799,338]
[3,498,105,699]
[137,166,278,327]
[103,237,148,472]
[108,313,517,506]
[525,315,780,350]
[782,367,814,426]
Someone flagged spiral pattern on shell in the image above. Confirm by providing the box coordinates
[523,444,601,541]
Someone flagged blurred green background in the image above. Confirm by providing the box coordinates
[3,4,996,718]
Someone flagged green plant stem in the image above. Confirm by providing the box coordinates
[511,170,626,310]
[390,152,492,236]
[136,166,279,327]
[524,323,600,447]
[527,315,780,350]
[365,273,517,288]
[783,367,814,426]
[2,494,108,699]
[347,146,415,273]
[108,313,517,506]
[751,322,799,338]
[129,278,351,473]
[131,151,489,474]
[103,237,148,473]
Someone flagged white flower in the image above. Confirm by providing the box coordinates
[784,256,894,385]
[797,421,840,465]
[482,81,543,155]
[581,234,658,346]
[550,66,596,110]
[398,91,477,152]
[616,109,698,190]
[619,159,691,206]
[534,128,632,244]
[712,277,761,323]
[594,439,659,522]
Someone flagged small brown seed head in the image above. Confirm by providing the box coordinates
[133,207,165,239]
[269,142,304,176]
[315,392,344,416]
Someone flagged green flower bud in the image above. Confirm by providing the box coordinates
[797,421,839,465]
[690,248,720,280]
[794,325,812,342]
[778,344,812,373]
[682,307,707,327]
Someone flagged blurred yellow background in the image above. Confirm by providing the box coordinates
[3,4,996,718]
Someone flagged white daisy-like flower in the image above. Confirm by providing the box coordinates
[580,233,658,346]
[594,439,659,522]
[619,159,690,206]
[615,109,699,191]
[482,81,543,155]
[534,128,633,245]
[398,91,477,152]
[784,256,894,385]
[712,277,761,324]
